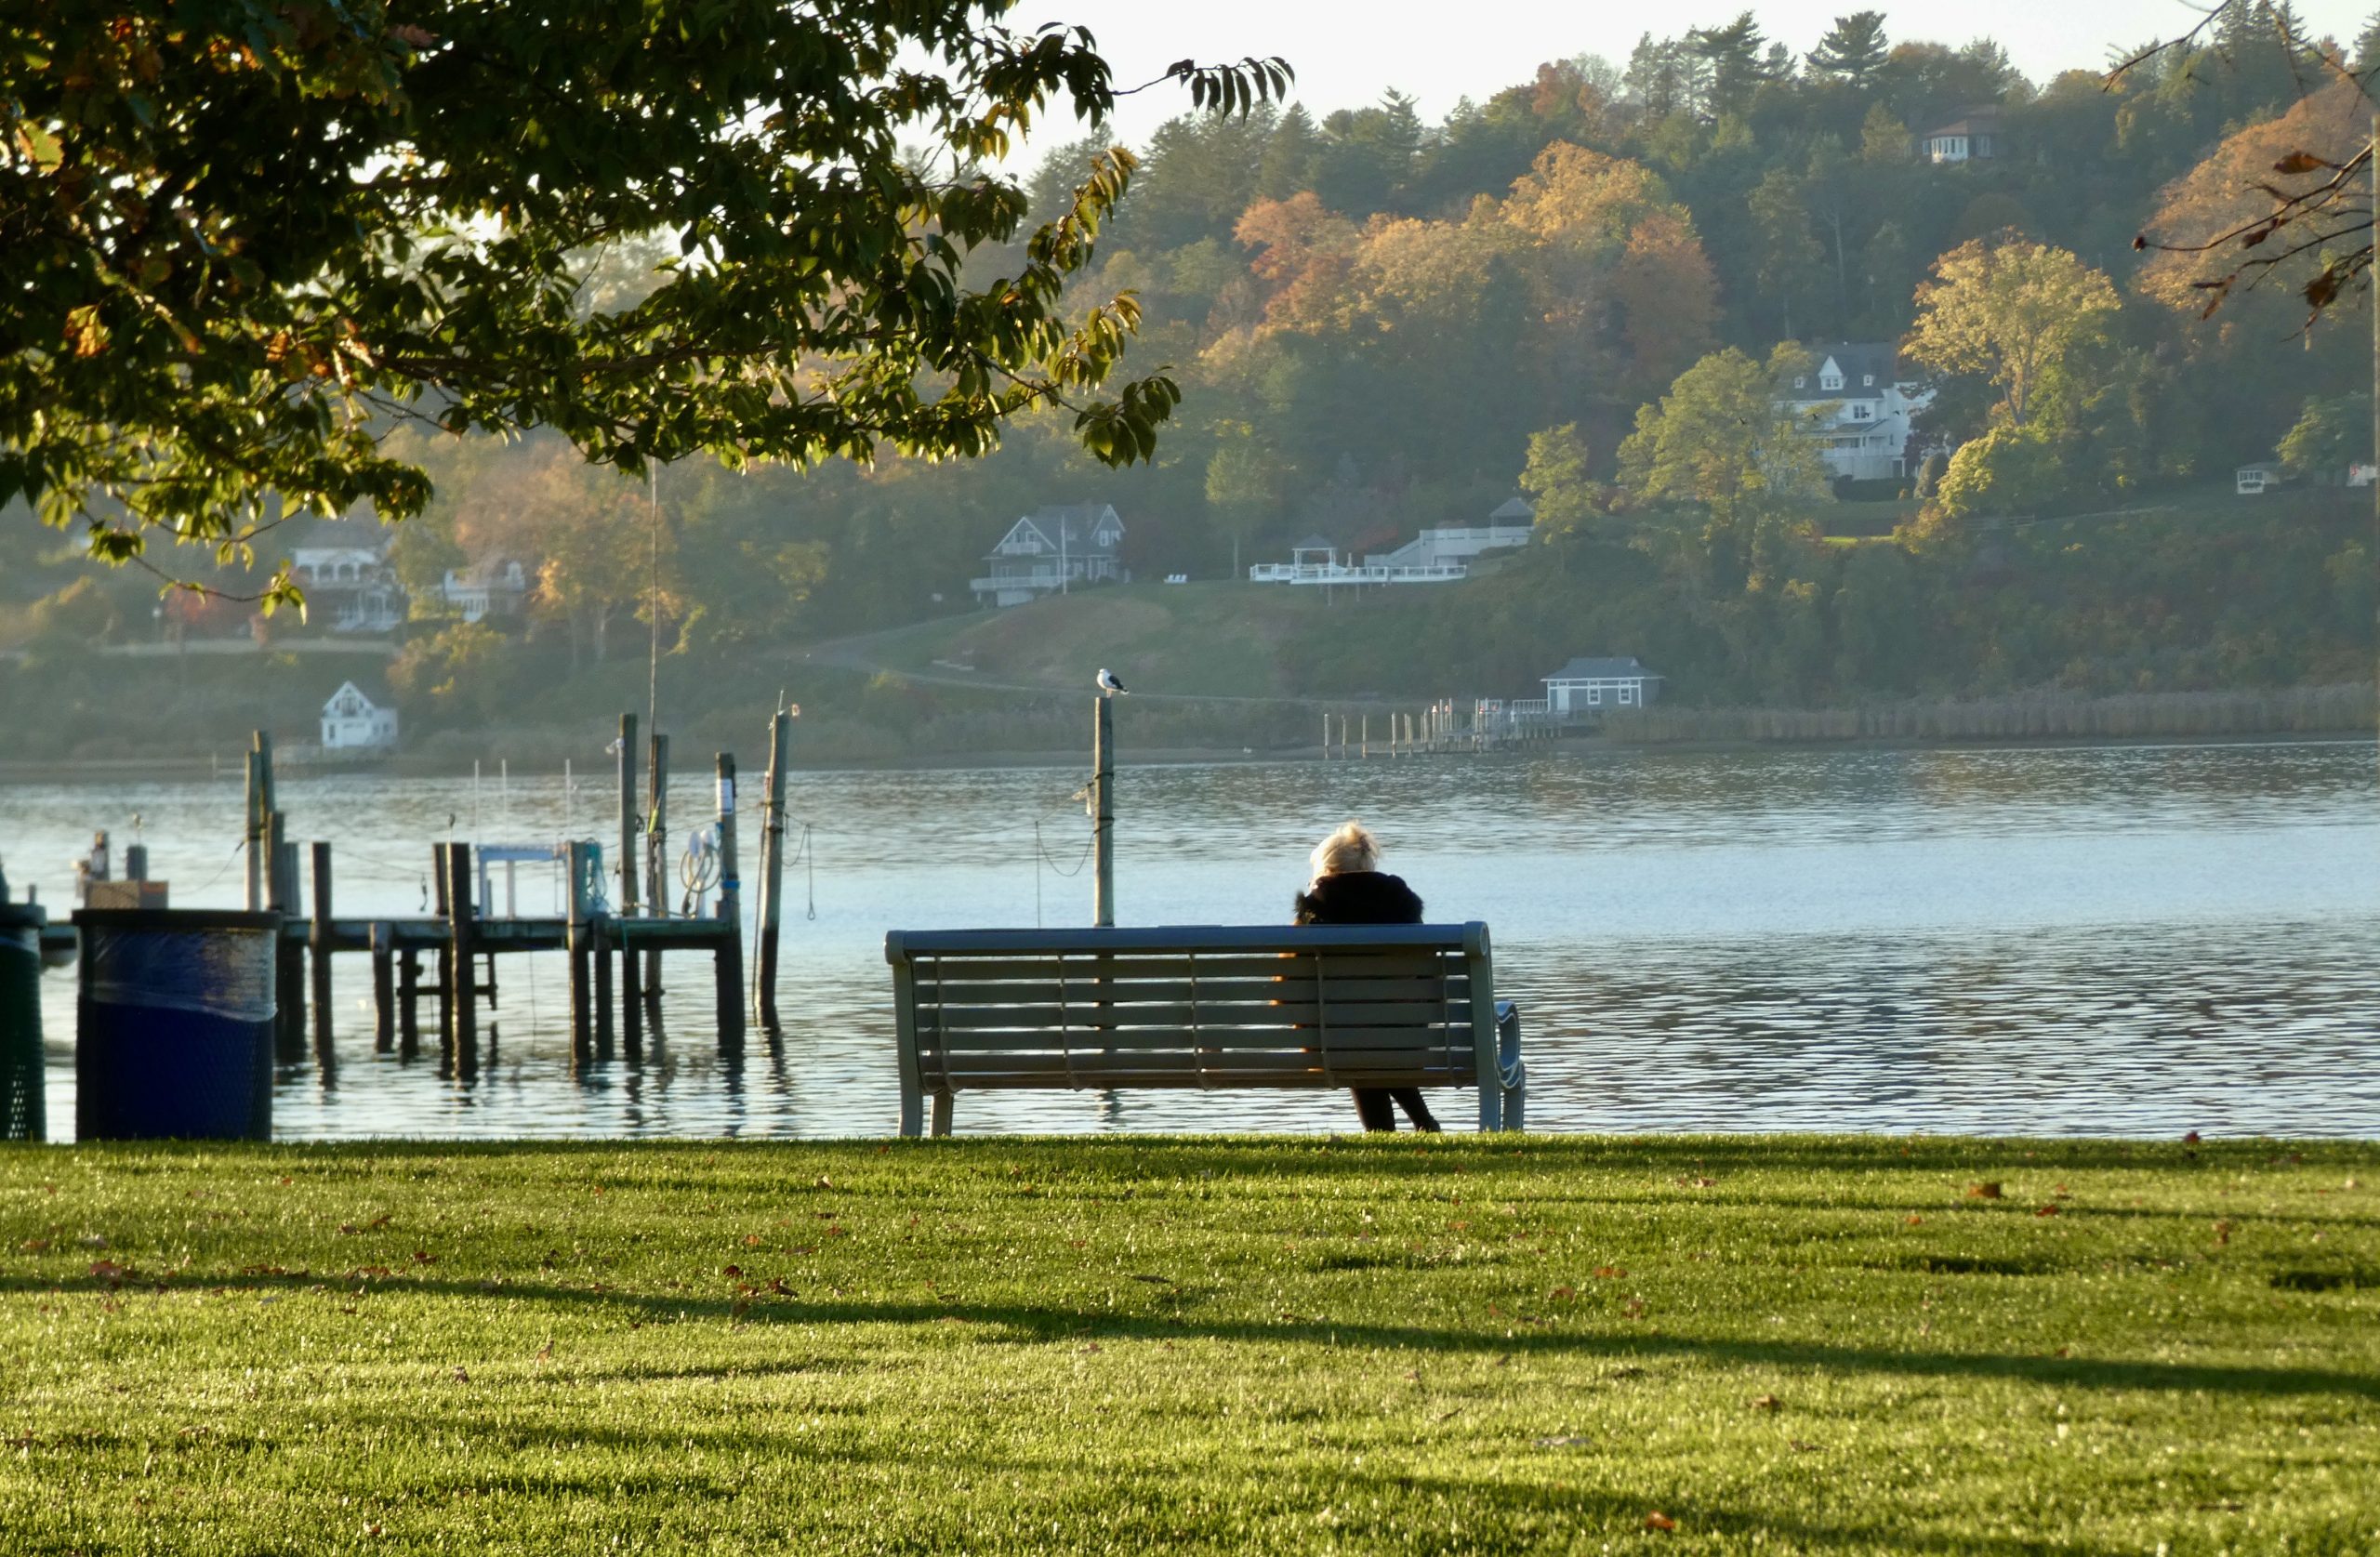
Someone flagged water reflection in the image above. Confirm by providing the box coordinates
[9,738,2377,1139]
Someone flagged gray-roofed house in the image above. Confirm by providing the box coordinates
[972,502,1126,607]
[1540,656,1662,714]
[1776,343,1938,482]
[288,517,403,634]
[1919,106,2001,164]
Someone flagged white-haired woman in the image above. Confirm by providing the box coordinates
[1293,821,1442,1133]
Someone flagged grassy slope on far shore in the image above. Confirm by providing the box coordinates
[5,1136,2376,1553]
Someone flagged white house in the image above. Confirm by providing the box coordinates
[1540,656,1662,714]
[1777,343,1937,482]
[2236,462,2283,495]
[289,518,404,633]
[442,557,530,623]
[1363,497,1536,571]
[320,681,399,750]
[972,503,1126,607]
[1919,107,2001,164]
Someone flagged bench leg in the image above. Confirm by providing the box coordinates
[1497,1000,1525,1132]
[898,1081,923,1139]
[931,1090,954,1138]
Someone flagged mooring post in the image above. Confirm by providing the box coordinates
[621,917,644,1064]
[398,948,420,1059]
[1092,696,1115,928]
[712,752,746,1052]
[615,713,639,1049]
[594,919,616,1062]
[566,839,595,1069]
[644,732,669,1003]
[750,709,790,1027]
[264,811,302,1062]
[430,844,453,1074]
[446,842,477,1082]
[371,921,395,1054]
[309,840,335,1069]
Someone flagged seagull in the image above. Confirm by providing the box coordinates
[1096,668,1128,696]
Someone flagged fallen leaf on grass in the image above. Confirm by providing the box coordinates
[1789,1440,1822,1453]
[2214,1220,2233,1247]
[743,1234,762,1247]
[1905,1215,1924,1226]
[1549,1285,1576,1300]
[1593,1265,1626,1279]
[1644,1511,1677,1531]
[1966,1182,2003,1200]
[721,1264,742,1278]
[1078,1342,1102,1354]
[1750,1393,1780,1412]
[449,1366,469,1383]
[2034,1205,2060,1218]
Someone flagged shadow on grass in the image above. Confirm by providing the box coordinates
[15,1271,2376,1405]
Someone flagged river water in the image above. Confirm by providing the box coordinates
[5,739,2376,1140]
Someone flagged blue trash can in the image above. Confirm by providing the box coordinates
[0,880,43,1142]
[74,910,280,1141]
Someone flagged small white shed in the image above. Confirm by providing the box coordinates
[321,681,399,750]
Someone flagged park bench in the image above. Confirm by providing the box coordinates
[882,922,1524,1136]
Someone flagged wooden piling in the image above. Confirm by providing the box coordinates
[309,841,335,1070]
[751,709,790,1028]
[643,732,668,1002]
[446,842,478,1081]
[566,840,596,1068]
[430,843,452,1074]
[371,922,395,1054]
[712,752,745,1052]
[1092,697,1115,928]
[265,811,302,1062]
[594,921,615,1062]
[398,948,421,1058]
[245,732,274,911]
[615,713,639,1060]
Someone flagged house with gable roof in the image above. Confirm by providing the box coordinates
[1777,343,1939,482]
[320,680,400,750]
[288,517,404,634]
[971,502,1126,607]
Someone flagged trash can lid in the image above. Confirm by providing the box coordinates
[71,909,284,931]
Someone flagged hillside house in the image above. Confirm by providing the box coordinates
[1919,107,2001,164]
[972,503,1126,607]
[1540,656,1662,713]
[320,681,399,750]
[1362,497,1536,571]
[288,518,403,634]
[1777,344,1938,482]
[442,557,530,623]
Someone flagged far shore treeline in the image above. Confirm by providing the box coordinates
[3,6,2375,761]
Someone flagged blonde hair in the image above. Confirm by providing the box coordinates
[1309,820,1381,878]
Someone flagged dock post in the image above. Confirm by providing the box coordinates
[1092,697,1115,928]
[566,841,595,1069]
[265,811,303,1062]
[430,847,452,1080]
[622,920,643,1063]
[446,842,477,1081]
[398,948,420,1058]
[644,732,668,1004]
[309,841,335,1070]
[712,752,745,1053]
[371,922,395,1053]
[245,732,274,911]
[751,709,790,1028]
[594,920,615,1062]
[1361,713,1368,759]
[615,714,639,1057]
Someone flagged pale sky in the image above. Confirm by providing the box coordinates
[1011,0,2372,151]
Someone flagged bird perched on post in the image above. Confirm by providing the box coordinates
[1096,668,1128,696]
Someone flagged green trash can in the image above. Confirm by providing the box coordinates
[0,870,43,1142]
[74,909,280,1141]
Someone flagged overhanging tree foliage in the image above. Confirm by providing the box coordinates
[0,0,1288,603]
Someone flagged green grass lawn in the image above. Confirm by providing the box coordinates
[5,1135,2376,1553]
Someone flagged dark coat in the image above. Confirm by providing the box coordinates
[1293,870,1423,927]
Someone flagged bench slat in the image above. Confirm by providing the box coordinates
[919,999,1467,1032]
[926,1055,1471,1085]
[910,953,1459,984]
[914,975,1466,1007]
[922,1025,1475,1054]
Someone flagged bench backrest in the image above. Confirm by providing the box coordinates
[884,923,1493,1093]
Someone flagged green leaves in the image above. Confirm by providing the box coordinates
[2,0,1271,587]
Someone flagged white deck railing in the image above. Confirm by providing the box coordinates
[1247,561,1468,585]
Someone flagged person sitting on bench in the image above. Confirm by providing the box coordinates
[1292,820,1443,1134]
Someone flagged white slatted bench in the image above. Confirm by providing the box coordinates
[882,922,1524,1136]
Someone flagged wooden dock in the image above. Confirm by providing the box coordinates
[31,712,806,1079]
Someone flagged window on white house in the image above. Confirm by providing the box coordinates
[1820,373,1843,390]
[1862,374,1874,387]
[1793,376,1805,389]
